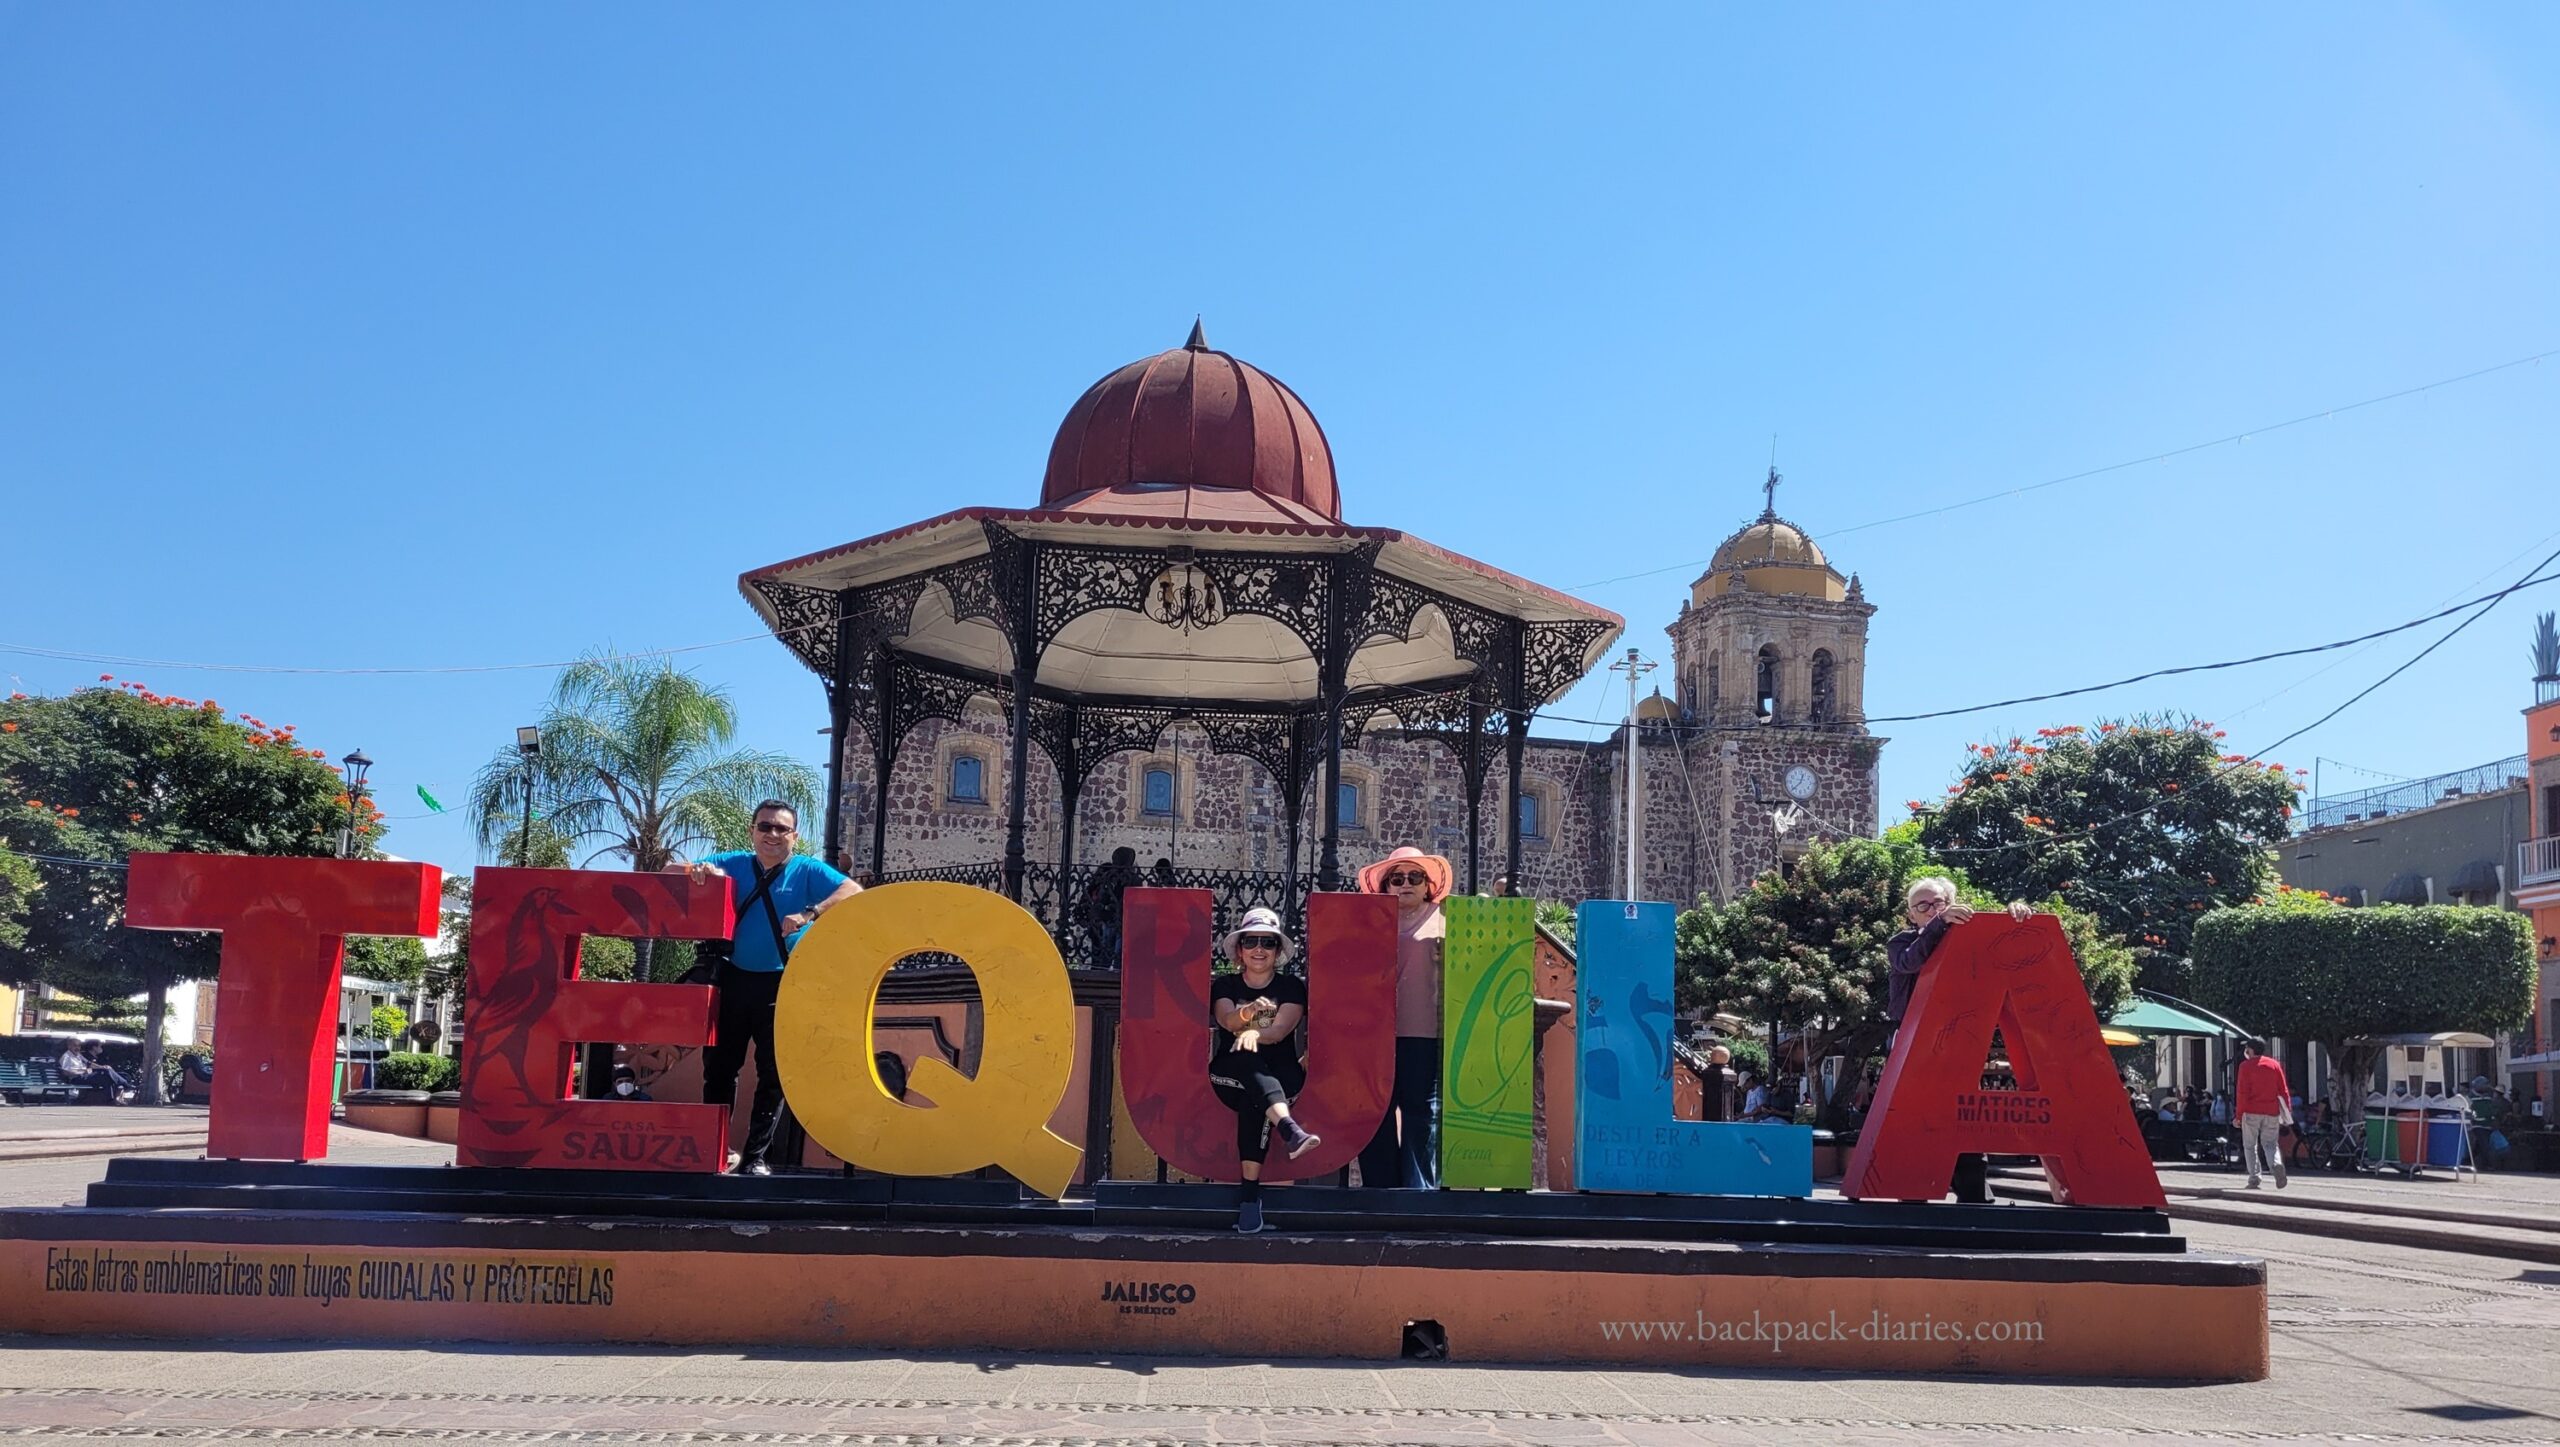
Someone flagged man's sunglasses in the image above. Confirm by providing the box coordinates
[755,821,796,835]
[1237,935,1283,952]
[1383,871,1429,886]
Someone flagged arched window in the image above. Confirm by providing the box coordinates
[947,754,984,803]
[1143,766,1175,816]
[1518,790,1543,840]
[1336,779,1363,828]
[1809,649,1837,724]
[1756,644,1782,722]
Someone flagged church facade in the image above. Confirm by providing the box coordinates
[834,477,1880,908]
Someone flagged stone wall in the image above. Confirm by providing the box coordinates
[836,705,1878,906]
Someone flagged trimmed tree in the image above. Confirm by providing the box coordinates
[1914,716,2300,988]
[0,681,384,1102]
[2191,890,2536,1112]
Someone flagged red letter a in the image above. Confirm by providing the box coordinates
[1117,889,1395,1182]
[1842,915,2164,1209]
[124,853,441,1162]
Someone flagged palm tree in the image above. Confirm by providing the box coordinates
[2533,611,2558,704]
[469,653,820,978]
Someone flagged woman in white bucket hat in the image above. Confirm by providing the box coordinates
[1210,904,1321,1233]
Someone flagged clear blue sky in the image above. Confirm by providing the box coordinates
[5,6,2556,878]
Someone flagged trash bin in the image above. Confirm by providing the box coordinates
[2393,1107,2426,1167]
[2364,1113,2394,1164]
[2424,1103,2470,1168]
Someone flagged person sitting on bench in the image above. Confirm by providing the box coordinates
[1209,906,1320,1234]
[60,1041,135,1104]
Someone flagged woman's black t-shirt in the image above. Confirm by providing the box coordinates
[1210,970,1307,1066]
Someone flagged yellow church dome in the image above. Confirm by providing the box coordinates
[1710,517,1827,571]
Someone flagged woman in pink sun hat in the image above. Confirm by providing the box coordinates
[1353,845,1453,1189]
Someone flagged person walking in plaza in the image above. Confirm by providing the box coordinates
[2234,1038,2292,1189]
[1210,906,1322,1234]
[1356,845,1451,1190]
[1885,876,2030,1204]
[683,800,860,1176]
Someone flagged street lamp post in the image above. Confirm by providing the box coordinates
[338,750,373,859]
[515,726,541,866]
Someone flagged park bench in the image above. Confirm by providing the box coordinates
[0,1058,115,1104]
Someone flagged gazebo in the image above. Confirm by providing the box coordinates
[738,324,1621,936]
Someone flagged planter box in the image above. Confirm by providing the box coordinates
[424,1091,461,1145]
[341,1089,430,1139]
[1811,1130,1845,1181]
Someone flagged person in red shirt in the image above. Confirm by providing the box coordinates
[2234,1038,2292,1189]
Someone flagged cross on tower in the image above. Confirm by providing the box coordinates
[1761,465,1782,520]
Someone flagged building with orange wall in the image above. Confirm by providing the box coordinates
[2513,617,2560,1109]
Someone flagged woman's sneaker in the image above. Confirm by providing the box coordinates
[1234,1198,1265,1234]
[1276,1118,1321,1159]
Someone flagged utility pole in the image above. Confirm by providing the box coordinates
[1608,647,1655,901]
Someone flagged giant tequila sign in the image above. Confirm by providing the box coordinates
[123,854,2162,1209]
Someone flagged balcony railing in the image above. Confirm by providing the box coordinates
[2522,836,2560,887]
[2295,755,2528,833]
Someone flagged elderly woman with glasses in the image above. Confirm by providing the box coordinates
[1211,906,1321,1233]
[1354,846,1454,1190]
[1886,875,2030,1203]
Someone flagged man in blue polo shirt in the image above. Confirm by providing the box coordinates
[684,799,861,1175]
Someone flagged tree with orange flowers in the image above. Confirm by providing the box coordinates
[1913,716,2299,988]
[0,682,386,1102]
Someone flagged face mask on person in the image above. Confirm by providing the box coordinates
[614,1081,636,1098]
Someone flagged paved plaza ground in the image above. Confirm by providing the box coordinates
[3,1113,2557,1445]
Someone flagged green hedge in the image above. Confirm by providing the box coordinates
[2191,902,2535,1042]
[373,1052,459,1092]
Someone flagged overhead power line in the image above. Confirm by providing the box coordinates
[1925,540,2560,865]
[1352,567,2560,734]
[1570,347,2556,591]
[0,618,831,678]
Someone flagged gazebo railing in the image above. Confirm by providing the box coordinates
[874,862,1307,969]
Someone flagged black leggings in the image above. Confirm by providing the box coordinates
[1210,1053,1304,1164]
[702,963,788,1164]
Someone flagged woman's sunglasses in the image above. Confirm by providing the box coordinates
[1238,935,1283,952]
[1382,872,1428,886]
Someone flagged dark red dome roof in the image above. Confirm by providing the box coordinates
[1040,324,1340,522]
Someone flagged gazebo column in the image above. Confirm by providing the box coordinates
[821,590,855,870]
[1463,696,1488,894]
[1502,623,1530,892]
[1280,725,1308,918]
[868,649,898,879]
[1317,698,1346,893]
[1000,544,1042,901]
[1055,712,1084,916]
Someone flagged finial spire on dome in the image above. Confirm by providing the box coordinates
[1760,464,1782,521]
[1185,317,1209,352]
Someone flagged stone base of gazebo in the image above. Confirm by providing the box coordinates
[10,1162,2265,1379]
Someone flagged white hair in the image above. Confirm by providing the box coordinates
[1905,875,1960,907]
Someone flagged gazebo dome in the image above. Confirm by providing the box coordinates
[1039,322,1341,523]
